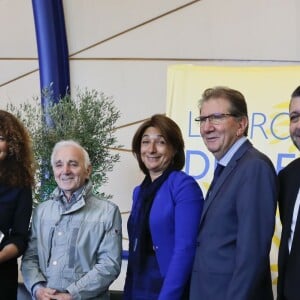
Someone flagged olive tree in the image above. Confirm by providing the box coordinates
[7,88,121,205]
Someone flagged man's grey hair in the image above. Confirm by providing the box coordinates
[51,140,91,169]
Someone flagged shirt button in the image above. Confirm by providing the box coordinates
[58,231,62,236]
[53,261,57,265]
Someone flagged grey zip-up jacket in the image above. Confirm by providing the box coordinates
[21,181,122,300]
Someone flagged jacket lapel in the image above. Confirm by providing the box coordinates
[280,164,300,257]
[199,140,252,227]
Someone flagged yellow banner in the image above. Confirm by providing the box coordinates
[166,65,300,290]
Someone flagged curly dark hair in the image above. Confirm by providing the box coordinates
[132,114,185,175]
[0,110,35,187]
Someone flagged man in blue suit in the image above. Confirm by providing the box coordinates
[190,86,277,300]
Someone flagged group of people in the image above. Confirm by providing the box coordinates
[0,85,299,300]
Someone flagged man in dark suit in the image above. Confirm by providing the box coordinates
[190,86,277,300]
[277,86,300,300]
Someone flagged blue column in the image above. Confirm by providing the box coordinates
[32,0,70,125]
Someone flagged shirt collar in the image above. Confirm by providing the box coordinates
[58,184,86,209]
[218,136,247,167]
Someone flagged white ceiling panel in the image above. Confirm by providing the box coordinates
[71,0,300,61]
[63,0,196,55]
[0,0,36,57]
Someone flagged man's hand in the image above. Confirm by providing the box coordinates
[36,288,72,300]
[35,287,56,300]
[47,292,72,300]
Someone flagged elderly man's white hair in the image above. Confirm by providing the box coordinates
[51,140,91,169]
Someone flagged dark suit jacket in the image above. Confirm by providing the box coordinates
[190,140,277,300]
[277,157,300,300]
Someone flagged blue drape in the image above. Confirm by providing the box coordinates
[32,0,70,125]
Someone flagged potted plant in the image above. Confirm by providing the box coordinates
[7,88,121,205]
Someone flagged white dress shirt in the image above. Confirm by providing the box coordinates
[288,188,300,252]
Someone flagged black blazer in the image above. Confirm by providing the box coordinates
[277,158,300,300]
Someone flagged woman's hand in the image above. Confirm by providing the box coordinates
[0,243,18,263]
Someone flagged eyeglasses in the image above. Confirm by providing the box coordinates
[195,113,237,126]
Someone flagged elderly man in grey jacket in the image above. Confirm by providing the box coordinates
[21,140,122,300]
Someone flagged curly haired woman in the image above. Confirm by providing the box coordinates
[0,110,35,299]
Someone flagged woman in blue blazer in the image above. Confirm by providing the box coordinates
[123,114,204,300]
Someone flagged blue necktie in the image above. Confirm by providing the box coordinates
[208,163,224,194]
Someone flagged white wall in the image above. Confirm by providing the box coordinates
[1,0,300,293]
